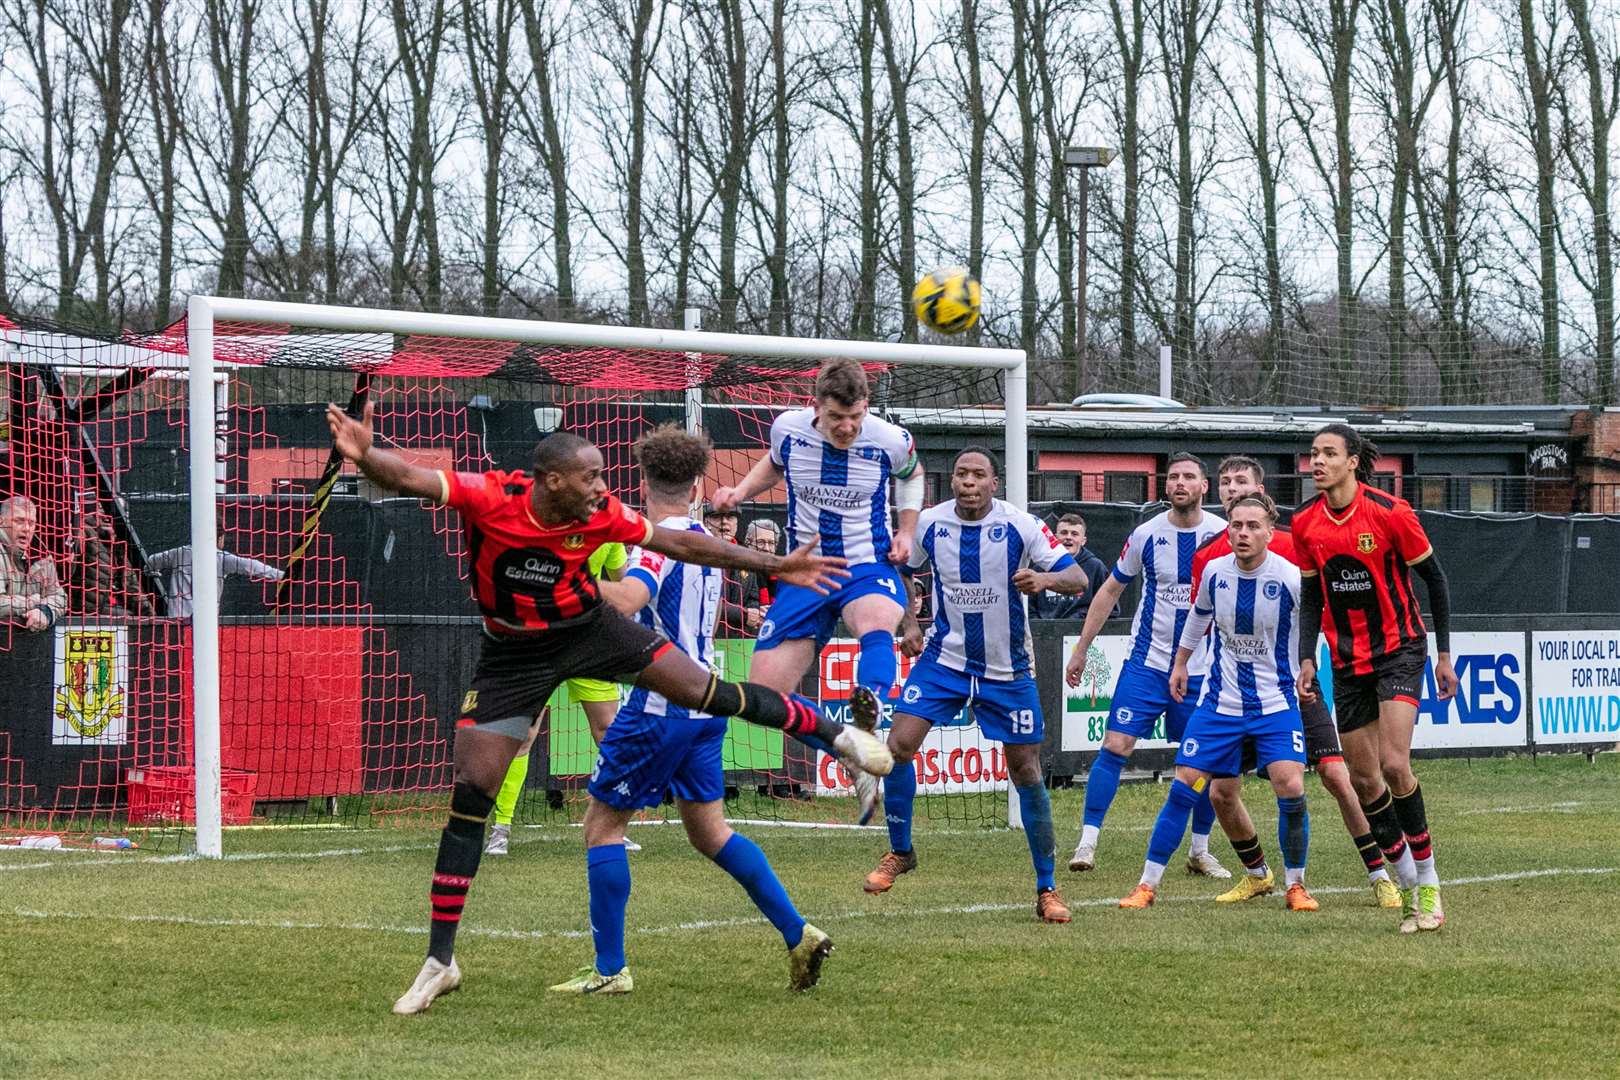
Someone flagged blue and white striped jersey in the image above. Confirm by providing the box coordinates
[1179,550,1301,717]
[908,499,1075,681]
[1112,509,1227,673]
[769,407,918,565]
[622,516,722,719]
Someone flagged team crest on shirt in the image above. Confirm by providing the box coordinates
[1263,581,1281,600]
[1357,532,1377,553]
[563,533,586,550]
[988,523,1007,543]
[1183,738,1200,757]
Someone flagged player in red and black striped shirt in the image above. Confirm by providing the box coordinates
[1189,456,1399,909]
[1293,424,1457,933]
[323,402,892,1014]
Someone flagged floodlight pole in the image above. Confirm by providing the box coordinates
[1063,146,1116,402]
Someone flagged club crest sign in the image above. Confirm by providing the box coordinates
[52,626,128,745]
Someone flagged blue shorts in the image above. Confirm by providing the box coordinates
[756,561,906,651]
[1106,659,1203,743]
[1174,704,1305,776]
[896,657,1043,744]
[587,707,728,810]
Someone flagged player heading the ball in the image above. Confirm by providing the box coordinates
[710,357,924,823]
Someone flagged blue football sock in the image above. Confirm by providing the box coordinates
[1016,780,1056,891]
[1146,779,1202,867]
[883,758,917,854]
[1278,795,1310,870]
[713,833,805,949]
[1083,748,1127,829]
[857,630,898,697]
[586,844,631,976]
[1191,786,1216,836]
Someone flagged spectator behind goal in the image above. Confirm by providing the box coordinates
[71,510,155,617]
[739,518,782,633]
[1029,513,1113,621]
[0,495,66,632]
[147,536,285,619]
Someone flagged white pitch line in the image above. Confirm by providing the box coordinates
[1459,802,1585,816]
[7,865,1613,943]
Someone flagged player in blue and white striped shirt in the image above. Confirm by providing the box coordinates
[712,359,925,819]
[1118,493,1318,911]
[1062,453,1229,876]
[863,448,1088,922]
[552,425,835,996]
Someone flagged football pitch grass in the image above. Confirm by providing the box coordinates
[3,754,1617,1079]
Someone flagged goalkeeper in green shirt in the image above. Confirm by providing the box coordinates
[485,542,631,855]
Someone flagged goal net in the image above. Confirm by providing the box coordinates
[0,302,1027,854]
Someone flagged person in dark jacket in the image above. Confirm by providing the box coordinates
[1030,513,1113,620]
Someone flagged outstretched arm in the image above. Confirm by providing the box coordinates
[643,527,848,593]
[325,402,445,502]
[709,453,784,511]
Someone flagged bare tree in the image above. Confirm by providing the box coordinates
[952,0,993,345]
[1511,0,1564,400]
[189,0,270,298]
[1110,0,1148,370]
[516,0,575,314]
[874,0,919,341]
[1367,0,1440,403]
[463,0,520,316]
[1278,0,1364,393]
[1410,0,1473,401]
[132,0,186,322]
[1156,0,1224,398]
[2,0,138,324]
[765,0,792,334]
[1220,0,1291,396]
[1560,0,1617,402]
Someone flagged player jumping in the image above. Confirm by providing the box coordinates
[549,425,834,995]
[710,358,923,821]
[1062,453,1228,877]
[1294,424,1456,933]
[485,542,630,857]
[1119,493,1318,912]
[321,403,892,1015]
[1192,456,1399,909]
[863,447,1087,923]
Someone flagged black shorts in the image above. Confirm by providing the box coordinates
[458,606,669,733]
[1238,692,1342,775]
[1332,639,1428,735]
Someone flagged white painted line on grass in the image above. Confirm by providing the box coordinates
[8,865,1613,943]
[1459,802,1584,815]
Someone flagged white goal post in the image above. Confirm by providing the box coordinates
[184,295,1029,856]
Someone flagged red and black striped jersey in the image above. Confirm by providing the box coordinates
[438,470,655,635]
[1291,484,1433,675]
[1189,526,1299,604]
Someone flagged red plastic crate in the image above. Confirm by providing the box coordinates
[126,766,257,826]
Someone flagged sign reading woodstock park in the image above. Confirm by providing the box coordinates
[1531,631,1620,744]
[1061,631,1527,753]
[51,625,129,746]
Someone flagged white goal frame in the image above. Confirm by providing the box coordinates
[185,295,1029,857]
